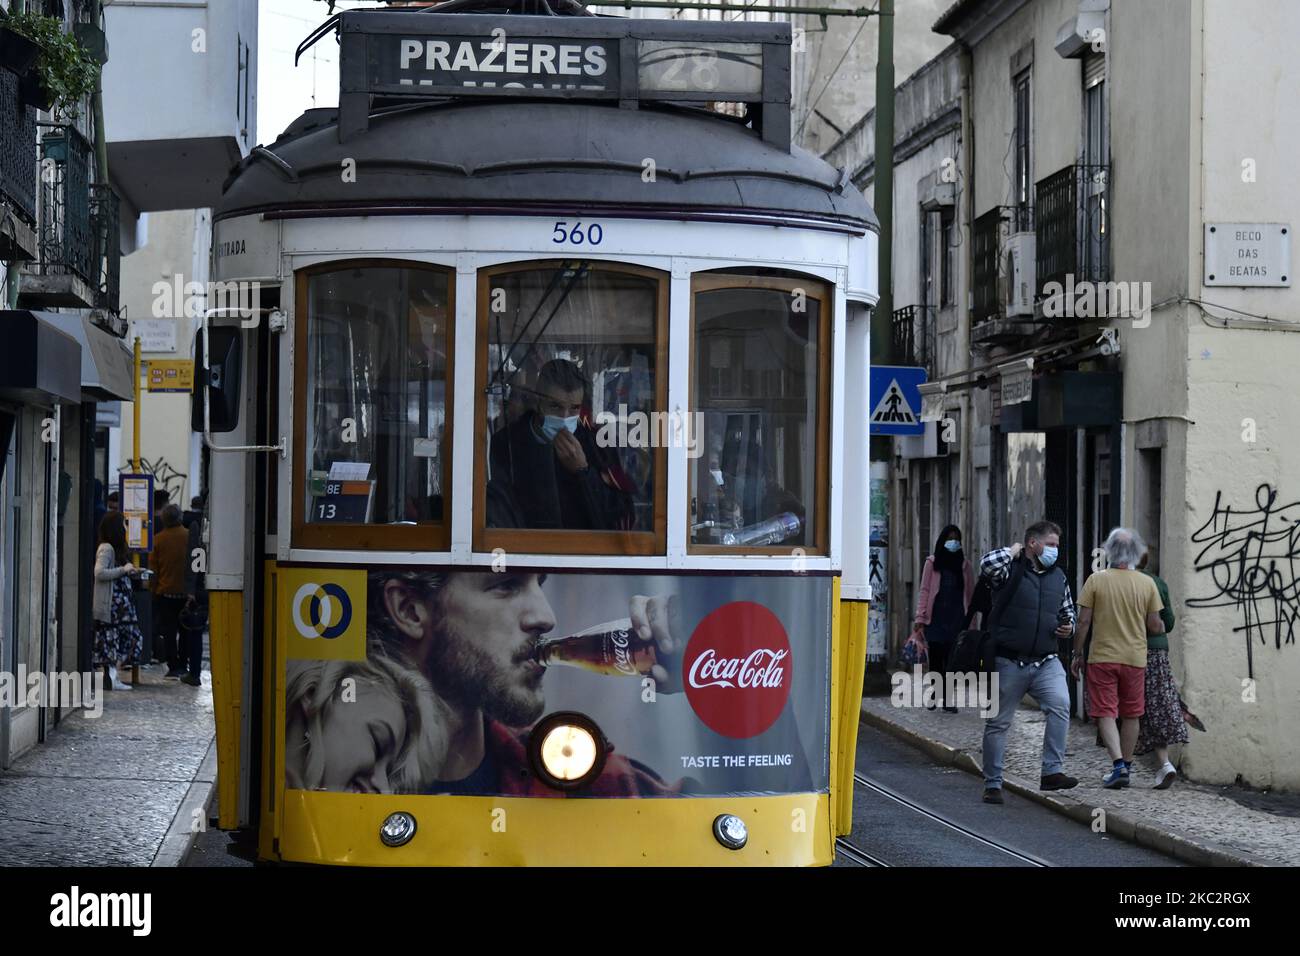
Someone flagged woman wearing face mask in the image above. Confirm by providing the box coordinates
[913,525,976,712]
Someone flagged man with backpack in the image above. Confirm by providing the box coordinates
[977,520,1078,804]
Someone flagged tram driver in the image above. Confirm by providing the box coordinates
[487,359,636,532]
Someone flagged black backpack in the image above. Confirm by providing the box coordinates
[949,556,1028,673]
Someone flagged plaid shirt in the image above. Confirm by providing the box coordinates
[979,546,1076,634]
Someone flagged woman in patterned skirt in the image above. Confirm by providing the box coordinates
[93,512,144,690]
[1135,552,1201,788]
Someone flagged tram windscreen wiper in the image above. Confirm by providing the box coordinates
[492,261,591,397]
[492,265,564,393]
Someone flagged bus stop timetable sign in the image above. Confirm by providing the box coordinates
[869,366,926,436]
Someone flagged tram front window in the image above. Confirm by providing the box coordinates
[300,264,452,543]
[689,276,829,552]
[479,262,665,552]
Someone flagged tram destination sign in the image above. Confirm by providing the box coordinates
[378,35,620,94]
[338,11,790,146]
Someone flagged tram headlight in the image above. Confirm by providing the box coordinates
[379,811,418,848]
[712,814,748,851]
[528,712,607,791]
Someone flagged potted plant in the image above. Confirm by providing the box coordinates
[0,13,41,75]
[1,10,99,117]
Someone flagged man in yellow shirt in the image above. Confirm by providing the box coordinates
[1071,527,1165,789]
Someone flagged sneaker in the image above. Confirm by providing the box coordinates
[1103,765,1130,789]
[1154,763,1177,790]
[164,667,187,679]
[180,674,202,687]
[982,787,1004,804]
[1040,773,1079,791]
[110,679,132,691]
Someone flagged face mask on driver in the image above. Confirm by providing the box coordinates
[1039,545,1059,567]
[540,415,580,441]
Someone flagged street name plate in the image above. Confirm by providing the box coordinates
[1204,222,1291,286]
[1000,366,1033,406]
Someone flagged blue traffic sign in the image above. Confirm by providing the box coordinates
[869,365,927,436]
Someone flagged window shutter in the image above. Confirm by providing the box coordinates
[1083,52,1106,89]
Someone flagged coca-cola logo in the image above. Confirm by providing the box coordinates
[688,648,788,689]
[612,631,637,676]
[682,602,792,739]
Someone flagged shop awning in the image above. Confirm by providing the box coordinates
[0,310,81,405]
[43,313,135,401]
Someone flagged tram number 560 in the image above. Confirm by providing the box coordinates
[552,220,604,246]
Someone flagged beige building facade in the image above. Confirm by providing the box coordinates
[815,0,1300,788]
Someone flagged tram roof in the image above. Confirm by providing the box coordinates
[216,7,876,232]
[215,98,878,232]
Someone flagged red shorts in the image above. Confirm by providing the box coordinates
[1087,662,1145,718]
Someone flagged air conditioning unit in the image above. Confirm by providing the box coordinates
[999,232,1036,316]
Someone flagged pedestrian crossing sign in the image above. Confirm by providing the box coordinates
[869,365,926,435]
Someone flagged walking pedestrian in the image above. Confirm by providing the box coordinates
[912,524,975,712]
[179,495,207,687]
[1134,551,1189,789]
[1070,528,1165,789]
[978,520,1078,803]
[93,512,144,691]
[149,504,190,678]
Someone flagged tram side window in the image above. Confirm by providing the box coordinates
[302,265,451,534]
[480,262,664,550]
[689,278,828,552]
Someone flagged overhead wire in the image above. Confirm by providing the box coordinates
[793,14,869,140]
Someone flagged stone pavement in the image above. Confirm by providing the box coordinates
[861,688,1300,866]
[0,662,216,866]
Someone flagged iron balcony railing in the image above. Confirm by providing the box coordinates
[90,183,120,314]
[0,66,38,230]
[33,125,95,284]
[1035,163,1110,298]
[972,206,1035,324]
[892,304,934,375]
[892,304,917,366]
[972,208,1003,324]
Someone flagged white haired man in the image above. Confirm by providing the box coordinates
[1070,527,1166,789]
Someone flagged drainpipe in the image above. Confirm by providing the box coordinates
[91,0,108,184]
[957,45,973,539]
[4,1,24,308]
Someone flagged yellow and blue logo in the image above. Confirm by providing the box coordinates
[280,568,366,661]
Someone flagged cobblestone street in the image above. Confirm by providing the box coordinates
[0,664,215,866]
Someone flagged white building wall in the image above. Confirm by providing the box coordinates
[1172,0,1300,789]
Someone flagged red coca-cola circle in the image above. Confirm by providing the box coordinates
[682,601,792,739]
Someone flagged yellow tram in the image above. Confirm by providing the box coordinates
[197,1,877,865]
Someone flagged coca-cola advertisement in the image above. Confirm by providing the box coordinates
[283,569,831,797]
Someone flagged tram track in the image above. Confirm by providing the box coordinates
[846,770,1052,867]
[834,836,890,867]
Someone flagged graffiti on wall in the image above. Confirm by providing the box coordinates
[138,455,188,505]
[1188,483,1300,677]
